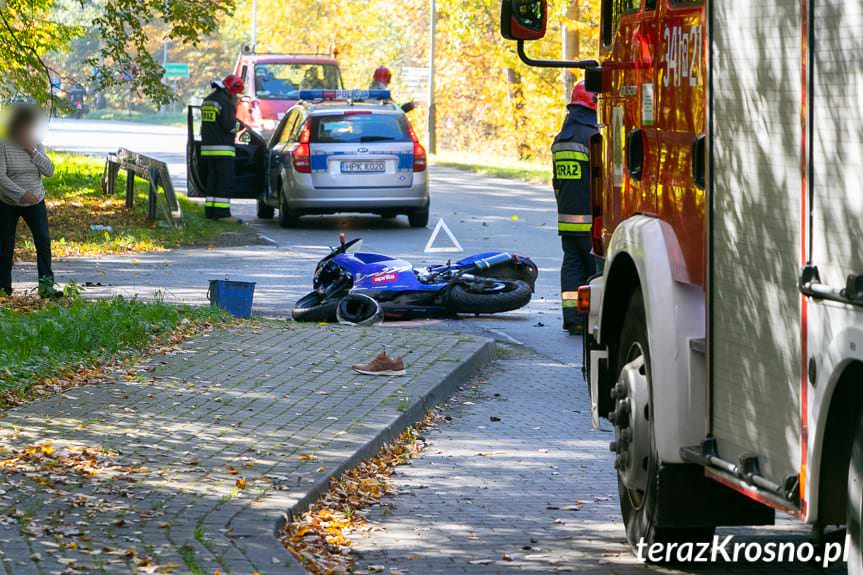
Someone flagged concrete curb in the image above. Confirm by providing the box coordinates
[274,336,496,574]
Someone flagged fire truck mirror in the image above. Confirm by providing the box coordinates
[626,129,645,181]
[691,134,706,189]
[584,67,606,94]
[500,0,547,41]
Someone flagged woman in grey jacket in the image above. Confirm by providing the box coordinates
[0,105,59,298]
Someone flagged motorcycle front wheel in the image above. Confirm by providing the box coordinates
[447,280,532,315]
[291,291,339,323]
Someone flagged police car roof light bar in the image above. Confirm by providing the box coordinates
[297,89,392,102]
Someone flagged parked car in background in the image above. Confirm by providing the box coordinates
[260,89,429,228]
[186,90,429,229]
[233,50,344,136]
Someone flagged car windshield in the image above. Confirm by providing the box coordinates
[312,114,411,143]
[254,63,342,99]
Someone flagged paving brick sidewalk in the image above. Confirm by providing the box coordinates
[0,324,491,575]
[351,347,846,575]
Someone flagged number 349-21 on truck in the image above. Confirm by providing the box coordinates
[501,0,863,569]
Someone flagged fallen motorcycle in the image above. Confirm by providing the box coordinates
[292,236,538,322]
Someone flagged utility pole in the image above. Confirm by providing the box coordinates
[161,22,169,114]
[427,0,437,155]
[251,0,258,51]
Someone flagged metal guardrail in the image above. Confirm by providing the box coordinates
[101,148,183,227]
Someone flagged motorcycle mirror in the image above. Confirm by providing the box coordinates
[339,233,346,246]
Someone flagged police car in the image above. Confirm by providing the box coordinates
[187,90,430,228]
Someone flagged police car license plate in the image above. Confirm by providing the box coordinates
[341,160,385,173]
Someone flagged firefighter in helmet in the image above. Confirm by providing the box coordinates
[552,81,598,335]
[370,66,392,90]
[200,74,245,222]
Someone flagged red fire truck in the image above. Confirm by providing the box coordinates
[502,0,861,569]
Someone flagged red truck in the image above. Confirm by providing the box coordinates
[232,49,344,134]
[503,0,861,570]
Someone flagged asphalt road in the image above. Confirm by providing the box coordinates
[33,119,838,574]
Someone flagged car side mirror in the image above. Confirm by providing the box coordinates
[401,101,416,114]
[500,0,547,41]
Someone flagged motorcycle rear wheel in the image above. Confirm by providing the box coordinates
[292,292,339,323]
[447,280,532,315]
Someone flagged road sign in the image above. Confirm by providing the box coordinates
[164,63,190,79]
[402,66,429,102]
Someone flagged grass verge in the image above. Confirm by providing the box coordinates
[431,150,551,185]
[84,109,186,128]
[0,294,229,408]
[14,153,246,260]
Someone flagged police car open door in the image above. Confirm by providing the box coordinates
[186,105,268,199]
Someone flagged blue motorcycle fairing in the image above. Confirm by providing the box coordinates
[333,250,521,294]
[337,252,445,292]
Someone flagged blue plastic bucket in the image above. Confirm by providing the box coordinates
[208,279,256,318]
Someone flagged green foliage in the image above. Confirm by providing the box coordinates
[0,298,226,391]
[0,0,234,106]
[0,0,79,104]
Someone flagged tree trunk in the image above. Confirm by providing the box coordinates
[562,0,580,101]
[506,67,531,160]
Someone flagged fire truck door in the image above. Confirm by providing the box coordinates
[709,0,803,489]
[810,3,863,298]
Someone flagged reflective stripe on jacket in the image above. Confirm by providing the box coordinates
[205,198,231,209]
[201,145,236,158]
[551,105,598,236]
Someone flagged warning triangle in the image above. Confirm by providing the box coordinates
[424,218,464,253]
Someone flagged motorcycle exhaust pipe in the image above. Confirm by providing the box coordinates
[472,253,513,270]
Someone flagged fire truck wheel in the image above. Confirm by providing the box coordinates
[614,289,714,551]
[848,410,863,575]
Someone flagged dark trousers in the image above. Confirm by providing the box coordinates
[561,234,594,328]
[203,157,234,220]
[0,200,53,295]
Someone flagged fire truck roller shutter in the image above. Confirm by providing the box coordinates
[806,0,863,529]
[711,0,803,489]
[598,215,706,465]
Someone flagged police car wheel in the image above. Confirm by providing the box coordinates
[257,199,275,220]
[409,207,429,228]
[279,194,300,228]
[848,410,863,575]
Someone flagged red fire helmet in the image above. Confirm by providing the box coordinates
[570,81,597,110]
[223,74,245,96]
[373,66,392,85]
